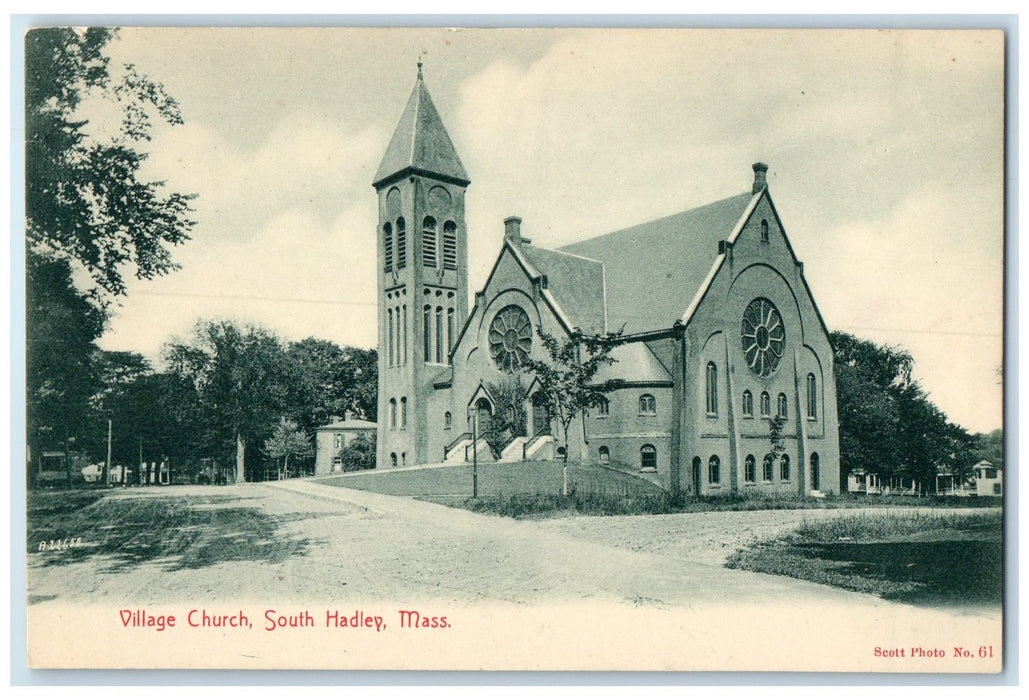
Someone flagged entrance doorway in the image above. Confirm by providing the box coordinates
[474,397,493,433]
[532,401,551,435]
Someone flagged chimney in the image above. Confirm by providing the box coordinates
[343,410,353,422]
[752,162,768,194]
[504,216,522,245]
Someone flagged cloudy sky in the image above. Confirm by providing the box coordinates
[81,27,1004,433]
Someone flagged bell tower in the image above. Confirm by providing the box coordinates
[373,63,470,469]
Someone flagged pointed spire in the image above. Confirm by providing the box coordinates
[373,66,470,188]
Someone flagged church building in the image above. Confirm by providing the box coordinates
[373,67,841,496]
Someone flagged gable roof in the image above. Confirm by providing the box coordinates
[518,244,606,335]
[316,418,378,431]
[373,73,469,188]
[560,192,756,334]
[593,341,673,385]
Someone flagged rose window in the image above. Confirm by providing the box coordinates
[489,305,532,372]
[741,298,785,378]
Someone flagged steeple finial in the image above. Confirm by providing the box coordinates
[417,49,427,80]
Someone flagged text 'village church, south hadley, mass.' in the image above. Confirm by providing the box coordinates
[368,65,841,496]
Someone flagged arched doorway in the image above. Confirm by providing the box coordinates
[474,397,493,433]
[531,399,551,435]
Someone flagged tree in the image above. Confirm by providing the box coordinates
[522,327,622,496]
[483,378,528,457]
[25,254,105,483]
[285,338,378,433]
[338,433,376,472]
[831,331,976,495]
[26,28,195,307]
[163,321,292,482]
[974,429,1003,471]
[25,28,194,474]
[767,414,787,461]
[264,418,313,479]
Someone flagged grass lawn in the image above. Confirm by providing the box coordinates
[27,488,312,572]
[317,460,664,499]
[319,462,1002,519]
[726,510,1003,608]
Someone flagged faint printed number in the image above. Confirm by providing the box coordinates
[38,537,84,552]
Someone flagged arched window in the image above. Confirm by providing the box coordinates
[708,455,721,484]
[401,304,407,365]
[705,362,718,415]
[761,219,769,243]
[641,444,657,470]
[745,455,756,483]
[401,452,406,467]
[639,394,656,415]
[780,454,791,481]
[807,373,817,419]
[447,308,455,356]
[387,309,394,367]
[423,305,431,362]
[390,452,397,468]
[383,222,393,271]
[394,305,401,367]
[742,390,753,417]
[435,306,444,363]
[763,453,774,481]
[442,221,458,270]
[599,446,610,464]
[777,393,788,419]
[810,452,820,490]
[422,216,437,268]
[760,392,771,418]
[396,218,407,269]
[444,412,452,430]
[596,397,610,417]
[400,397,407,428]
[389,399,397,429]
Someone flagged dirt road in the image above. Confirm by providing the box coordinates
[28,479,998,614]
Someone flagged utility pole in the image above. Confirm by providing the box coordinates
[472,410,478,499]
[105,416,112,487]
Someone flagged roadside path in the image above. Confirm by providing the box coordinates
[27,480,999,617]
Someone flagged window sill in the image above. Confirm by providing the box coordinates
[706,413,718,418]
[639,467,658,474]
[708,483,722,489]
[638,413,657,418]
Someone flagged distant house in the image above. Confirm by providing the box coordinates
[974,460,1002,497]
[314,413,377,476]
[847,470,882,495]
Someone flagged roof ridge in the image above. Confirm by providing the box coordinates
[521,244,603,266]
[559,190,752,250]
